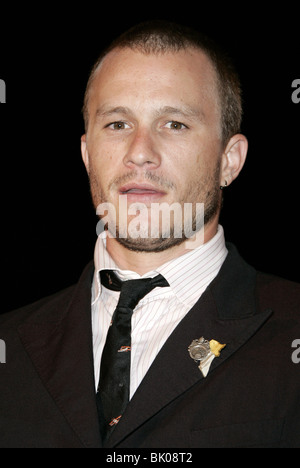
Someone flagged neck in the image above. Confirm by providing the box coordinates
[106,219,219,275]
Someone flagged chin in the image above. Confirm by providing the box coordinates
[115,235,187,253]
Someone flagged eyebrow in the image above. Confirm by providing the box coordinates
[154,105,205,120]
[95,106,132,118]
[95,104,205,122]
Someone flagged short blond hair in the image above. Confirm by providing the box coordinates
[83,20,242,147]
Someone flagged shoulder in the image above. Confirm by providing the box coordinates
[0,261,94,329]
[224,242,299,315]
[0,285,76,329]
[256,271,300,319]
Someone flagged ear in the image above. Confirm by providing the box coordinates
[220,134,248,187]
[81,134,90,173]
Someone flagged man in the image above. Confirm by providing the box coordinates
[0,21,299,448]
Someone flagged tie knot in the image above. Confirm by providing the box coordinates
[100,270,169,310]
[119,275,169,309]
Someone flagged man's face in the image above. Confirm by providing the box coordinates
[82,47,224,252]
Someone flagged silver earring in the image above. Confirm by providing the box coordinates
[220,180,228,190]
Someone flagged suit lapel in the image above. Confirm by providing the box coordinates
[106,244,273,447]
[18,262,102,448]
[16,245,274,448]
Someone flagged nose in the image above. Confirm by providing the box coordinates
[123,128,161,169]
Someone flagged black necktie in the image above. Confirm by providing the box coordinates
[96,270,169,441]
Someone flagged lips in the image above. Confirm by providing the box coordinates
[118,183,167,202]
[121,188,159,194]
[119,183,166,196]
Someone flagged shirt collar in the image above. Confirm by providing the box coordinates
[92,226,227,307]
[156,225,227,307]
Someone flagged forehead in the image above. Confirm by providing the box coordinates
[88,47,219,121]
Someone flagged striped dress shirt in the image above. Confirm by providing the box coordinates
[92,225,228,399]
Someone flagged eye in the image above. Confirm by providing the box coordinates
[164,121,188,130]
[106,121,130,130]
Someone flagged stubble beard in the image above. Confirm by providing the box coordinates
[89,163,222,253]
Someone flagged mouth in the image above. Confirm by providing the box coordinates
[118,183,167,201]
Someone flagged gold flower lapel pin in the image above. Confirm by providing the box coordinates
[209,339,226,357]
[188,337,226,377]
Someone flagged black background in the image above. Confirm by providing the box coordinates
[1,4,299,313]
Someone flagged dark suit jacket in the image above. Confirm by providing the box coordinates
[0,244,299,448]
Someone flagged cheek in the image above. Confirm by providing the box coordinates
[162,139,213,183]
[88,140,122,183]
[167,145,221,199]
